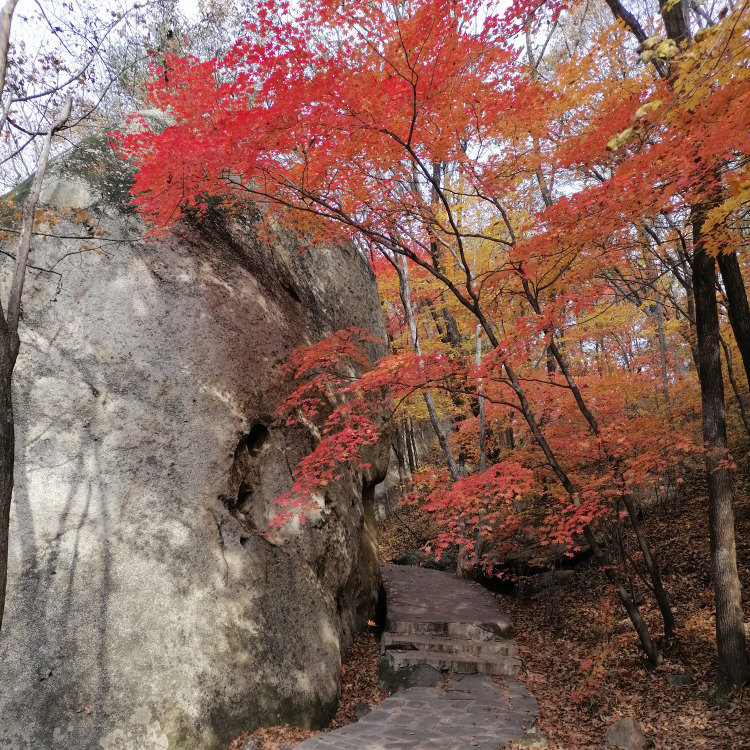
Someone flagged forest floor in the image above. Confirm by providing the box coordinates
[501,488,750,750]
[229,488,750,749]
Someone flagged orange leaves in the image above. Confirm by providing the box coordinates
[117,0,527,254]
[115,0,749,579]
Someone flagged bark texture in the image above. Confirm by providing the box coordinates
[693,212,749,690]
[0,331,15,630]
[718,250,750,390]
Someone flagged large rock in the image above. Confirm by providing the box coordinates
[0,134,390,748]
[605,717,652,750]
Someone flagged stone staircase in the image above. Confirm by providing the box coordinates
[381,631,521,676]
[379,564,522,685]
[295,564,538,750]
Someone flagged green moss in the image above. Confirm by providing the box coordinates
[54,133,136,209]
[0,131,136,231]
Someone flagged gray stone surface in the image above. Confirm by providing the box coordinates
[309,564,536,749]
[382,564,514,637]
[384,647,521,677]
[605,717,651,750]
[353,703,372,720]
[0,132,390,748]
[379,565,520,691]
[297,674,537,750]
[382,632,517,656]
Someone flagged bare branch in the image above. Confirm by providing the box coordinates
[6,95,72,334]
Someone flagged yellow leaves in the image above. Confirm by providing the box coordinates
[671,6,750,109]
[694,26,718,44]
[662,0,682,12]
[638,36,662,53]
[699,173,750,256]
[637,36,678,64]
[606,125,641,152]
[654,39,679,60]
[607,100,661,152]
[634,100,661,119]
[637,36,661,64]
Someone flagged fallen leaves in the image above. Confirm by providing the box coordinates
[504,490,750,750]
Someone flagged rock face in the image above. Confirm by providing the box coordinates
[375,417,451,521]
[0,134,390,748]
[605,717,652,750]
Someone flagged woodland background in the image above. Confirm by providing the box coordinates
[1,0,749,748]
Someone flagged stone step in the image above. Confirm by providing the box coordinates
[382,632,519,658]
[385,618,512,640]
[384,647,522,677]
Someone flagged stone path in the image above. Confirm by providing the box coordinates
[380,564,521,677]
[297,565,539,750]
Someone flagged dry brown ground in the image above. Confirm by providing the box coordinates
[502,489,750,750]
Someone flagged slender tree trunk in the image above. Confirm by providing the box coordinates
[406,417,418,475]
[517,274,675,647]
[397,256,460,481]
[0,1,18,101]
[655,290,672,418]
[0,0,17,635]
[396,255,470,575]
[607,0,747,684]
[718,251,750,390]
[693,210,749,691]
[623,494,675,639]
[500,359,662,663]
[454,294,662,661]
[720,335,750,438]
[0,95,71,631]
[474,324,487,565]
[583,524,662,665]
[0,329,16,630]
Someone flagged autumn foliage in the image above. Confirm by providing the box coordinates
[118,0,750,685]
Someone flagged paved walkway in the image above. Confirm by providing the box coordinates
[297,565,538,750]
[381,563,514,636]
[297,674,537,750]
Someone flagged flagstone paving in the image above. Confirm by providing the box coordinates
[296,565,539,750]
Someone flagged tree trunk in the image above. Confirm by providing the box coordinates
[501,359,662,664]
[623,494,675,639]
[719,335,750,438]
[0,95,71,631]
[658,0,690,45]
[693,211,749,691]
[718,251,750,390]
[583,524,662,665]
[397,255,460,481]
[655,290,672,417]
[474,324,487,565]
[406,417,418,475]
[0,332,16,630]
